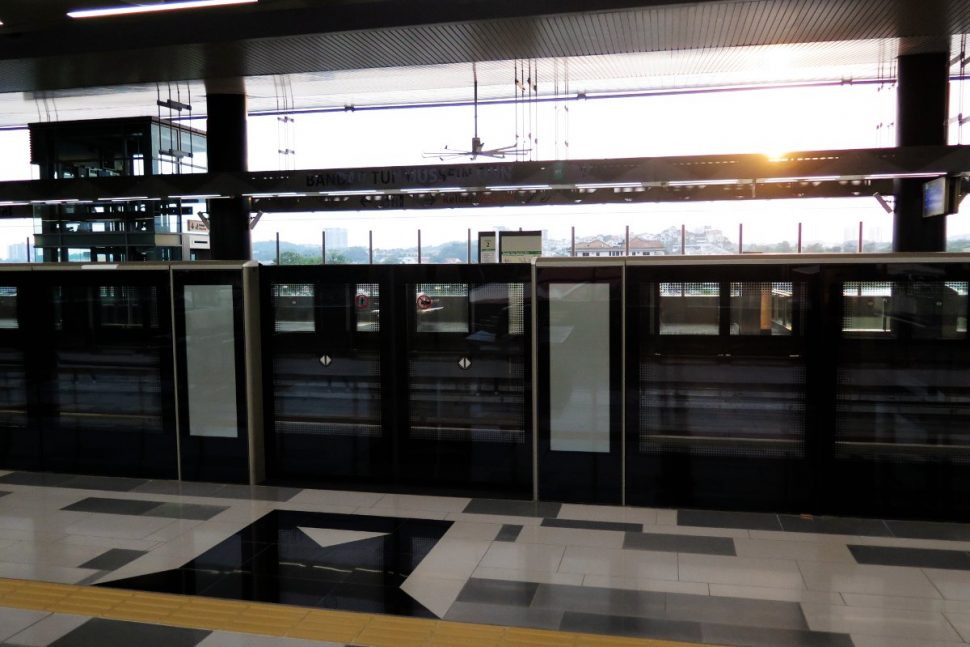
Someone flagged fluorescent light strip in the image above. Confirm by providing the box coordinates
[68,0,257,19]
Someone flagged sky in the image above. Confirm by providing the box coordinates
[0,78,968,256]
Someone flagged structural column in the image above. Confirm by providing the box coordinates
[893,52,949,252]
[206,85,252,260]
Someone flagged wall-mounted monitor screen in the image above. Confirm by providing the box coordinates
[923,176,962,218]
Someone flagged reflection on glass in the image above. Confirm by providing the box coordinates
[356,283,380,332]
[273,283,314,332]
[0,287,17,329]
[184,285,238,438]
[837,280,970,458]
[415,283,468,333]
[842,281,967,339]
[659,282,719,335]
[730,282,794,336]
[99,285,158,328]
[549,282,610,453]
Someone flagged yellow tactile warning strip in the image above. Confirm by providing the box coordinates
[0,577,720,647]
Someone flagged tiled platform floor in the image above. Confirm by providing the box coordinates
[0,470,969,646]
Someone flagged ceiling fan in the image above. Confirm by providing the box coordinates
[423,63,531,161]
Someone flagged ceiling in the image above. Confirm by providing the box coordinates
[0,0,967,128]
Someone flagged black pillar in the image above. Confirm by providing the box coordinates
[206,91,251,260]
[893,52,949,252]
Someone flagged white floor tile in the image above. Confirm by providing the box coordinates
[0,608,49,642]
[709,583,843,604]
[199,631,343,647]
[6,612,88,646]
[842,592,970,615]
[400,573,467,618]
[480,542,566,573]
[58,534,160,552]
[443,520,501,542]
[924,568,970,601]
[514,524,624,549]
[371,493,470,514]
[943,611,970,642]
[0,540,106,568]
[801,601,961,641]
[655,509,678,525]
[443,512,543,525]
[473,565,584,586]
[286,488,384,509]
[408,538,491,580]
[583,573,709,595]
[558,545,678,581]
[0,561,97,584]
[358,506,447,521]
[849,634,968,647]
[678,553,805,589]
[733,537,855,562]
[63,514,178,540]
[800,561,942,598]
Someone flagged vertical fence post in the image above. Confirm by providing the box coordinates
[797,222,802,253]
[275,232,280,265]
[571,226,576,257]
[858,221,864,253]
[681,224,686,255]
[369,230,373,264]
[625,225,630,256]
[417,229,422,264]
[25,238,31,263]
[321,230,326,264]
[467,228,471,264]
[738,223,743,254]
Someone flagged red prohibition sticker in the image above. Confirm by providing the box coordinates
[416,292,433,310]
[355,293,369,310]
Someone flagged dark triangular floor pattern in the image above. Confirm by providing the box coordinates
[100,510,452,618]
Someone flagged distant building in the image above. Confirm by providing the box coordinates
[5,242,27,263]
[575,236,665,257]
[323,228,348,249]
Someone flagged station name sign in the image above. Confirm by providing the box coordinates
[303,163,514,190]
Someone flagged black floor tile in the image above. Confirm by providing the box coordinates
[665,593,808,630]
[99,509,451,619]
[678,509,782,531]
[886,519,970,542]
[496,524,523,542]
[62,497,160,516]
[217,484,301,502]
[464,498,562,518]
[0,491,8,498]
[849,544,970,570]
[322,582,436,617]
[543,518,642,533]
[48,619,209,647]
[62,475,147,492]
[446,601,565,630]
[560,611,704,643]
[101,567,225,596]
[532,583,665,618]
[149,501,227,520]
[623,532,736,556]
[457,578,539,606]
[779,515,892,537]
[132,480,230,497]
[79,548,147,571]
[0,471,74,487]
[701,622,854,647]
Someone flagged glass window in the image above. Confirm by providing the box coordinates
[415,283,468,333]
[272,283,314,333]
[184,284,238,438]
[730,282,794,336]
[355,283,380,332]
[0,287,17,329]
[843,281,967,339]
[659,282,719,335]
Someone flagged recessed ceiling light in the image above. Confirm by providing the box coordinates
[67,0,257,19]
